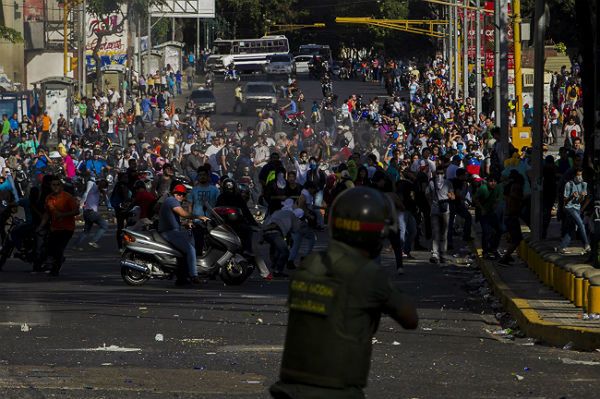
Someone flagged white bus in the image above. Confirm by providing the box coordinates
[205,35,290,73]
[297,44,333,65]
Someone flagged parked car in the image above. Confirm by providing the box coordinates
[264,54,294,75]
[242,82,277,113]
[189,89,216,114]
[293,55,313,74]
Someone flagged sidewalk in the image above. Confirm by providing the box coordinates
[475,219,600,350]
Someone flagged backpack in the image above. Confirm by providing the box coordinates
[569,86,577,98]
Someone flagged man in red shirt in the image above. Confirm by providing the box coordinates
[38,176,80,276]
[132,180,157,219]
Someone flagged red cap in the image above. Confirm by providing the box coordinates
[172,184,187,194]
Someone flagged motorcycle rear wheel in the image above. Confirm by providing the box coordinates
[121,266,150,286]
[220,259,251,286]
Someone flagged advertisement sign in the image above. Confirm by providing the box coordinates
[23,0,45,22]
[483,1,514,77]
[150,0,215,18]
[85,7,128,71]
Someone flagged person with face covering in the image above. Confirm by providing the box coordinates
[556,168,590,255]
[425,168,455,264]
[264,167,289,215]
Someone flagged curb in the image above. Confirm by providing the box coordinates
[475,248,600,351]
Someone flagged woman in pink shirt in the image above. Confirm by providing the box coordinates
[63,149,77,179]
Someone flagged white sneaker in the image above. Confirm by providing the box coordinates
[88,242,100,249]
[555,247,569,255]
[583,245,591,254]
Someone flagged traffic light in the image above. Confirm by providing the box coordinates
[70,57,78,72]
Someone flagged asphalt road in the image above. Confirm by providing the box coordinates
[1,77,599,398]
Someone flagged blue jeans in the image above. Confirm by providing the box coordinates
[73,209,108,246]
[118,128,128,148]
[560,207,589,249]
[73,117,83,136]
[161,230,197,277]
[288,224,316,262]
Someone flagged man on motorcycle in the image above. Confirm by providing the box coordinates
[158,184,208,285]
[320,74,332,97]
[281,97,298,119]
[226,62,238,80]
[80,149,110,178]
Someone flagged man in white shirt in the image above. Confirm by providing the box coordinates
[72,178,109,249]
[253,135,270,169]
[205,136,224,175]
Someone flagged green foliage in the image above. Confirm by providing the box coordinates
[0,25,23,43]
[520,0,578,48]
[216,0,308,38]
[152,18,170,44]
[554,42,567,55]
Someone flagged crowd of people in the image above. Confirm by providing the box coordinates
[0,52,593,282]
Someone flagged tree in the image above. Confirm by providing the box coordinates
[521,0,578,50]
[0,25,23,43]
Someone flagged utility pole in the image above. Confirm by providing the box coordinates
[463,0,469,99]
[495,0,509,162]
[196,18,200,55]
[448,4,454,94]
[475,0,482,116]
[514,0,524,127]
[453,0,460,96]
[530,0,547,241]
[79,0,86,96]
[147,13,151,75]
[63,2,69,77]
[171,18,175,42]
[137,15,142,80]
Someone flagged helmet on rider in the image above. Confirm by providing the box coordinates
[328,186,396,259]
[133,180,147,191]
[221,178,236,194]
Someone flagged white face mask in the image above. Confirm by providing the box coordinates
[574,175,583,183]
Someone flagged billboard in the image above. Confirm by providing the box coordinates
[150,0,215,18]
[85,7,128,71]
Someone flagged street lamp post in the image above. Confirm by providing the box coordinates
[530,0,548,241]
[475,0,482,116]
[463,0,469,99]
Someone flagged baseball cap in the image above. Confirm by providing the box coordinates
[172,184,187,195]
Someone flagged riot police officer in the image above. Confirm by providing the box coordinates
[270,186,418,399]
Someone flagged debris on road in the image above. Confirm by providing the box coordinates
[20,323,31,332]
[562,341,574,350]
[561,358,600,366]
[58,344,142,352]
[155,333,164,342]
